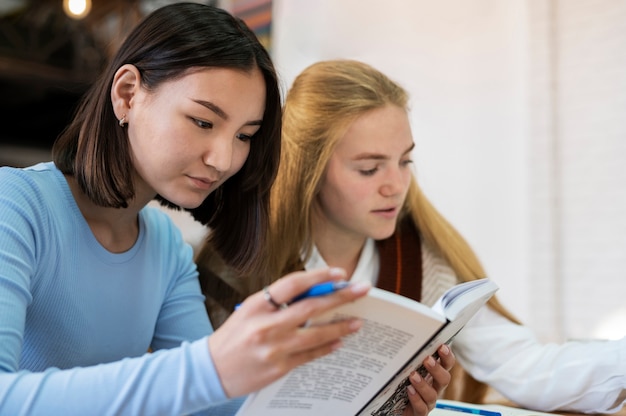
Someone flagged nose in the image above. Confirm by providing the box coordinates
[379,167,405,197]
[202,135,233,173]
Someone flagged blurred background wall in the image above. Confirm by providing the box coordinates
[1,0,624,344]
[272,0,626,344]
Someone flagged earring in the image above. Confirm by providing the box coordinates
[118,114,127,127]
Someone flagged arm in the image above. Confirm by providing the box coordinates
[0,338,230,415]
[0,166,371,415]
[0,168,234,415]
[453,306,626,413]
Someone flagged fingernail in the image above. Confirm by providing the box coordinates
[411,371,421,383]
[328,267,346,278]
[407,385,416,396]
[331,340,343,351]
[350,281,371,294]
[349,319,363,331]
[440,344,450,355]
[426,356,436,368]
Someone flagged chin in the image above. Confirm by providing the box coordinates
[182,198,207,210]
[371,228,396,241]
[162,194,207,210]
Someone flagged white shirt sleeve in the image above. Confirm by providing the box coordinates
[452,306,626,413]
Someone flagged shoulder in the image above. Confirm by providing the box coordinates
[0,162,59,191]
[0,163,67,277]
[0,162,67,218]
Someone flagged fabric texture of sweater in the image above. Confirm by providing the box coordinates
[0,162,242,415]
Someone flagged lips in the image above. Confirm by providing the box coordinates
[188,175,217,191]
[373,207,397,213]
[372,207,398,219]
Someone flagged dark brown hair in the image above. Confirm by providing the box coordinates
[52,2,281,274]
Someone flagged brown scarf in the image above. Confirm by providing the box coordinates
[376,220,490,403]
[375,219,423,302]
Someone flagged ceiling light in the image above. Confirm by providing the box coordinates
[63,0,92,20]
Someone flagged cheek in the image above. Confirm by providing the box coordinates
[230,142,251,175]
[323,169,370,205]
[340,178,372,204]
[319,179,362,218]
[401,171,413,194]
[128,110,169,156]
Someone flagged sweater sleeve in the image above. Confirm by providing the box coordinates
[452,306,626,413]
[0,165,243,415]
[0,337,237,415]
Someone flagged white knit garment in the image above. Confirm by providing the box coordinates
[420,242,458,307]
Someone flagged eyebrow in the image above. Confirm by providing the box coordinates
[192,99,263,126]
[353,142,415,161]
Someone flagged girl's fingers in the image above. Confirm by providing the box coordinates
[403,371,432,416]
[238,269,371,327]
[438,344,456,371]
[403,345,456,416]
[409,368,439,405]
[211,269,370,397]
[265,267,349,306]
[426,346,454,391]
[282,317,363,354]
[283,339,344,370]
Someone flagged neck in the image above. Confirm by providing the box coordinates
[312,229,366,280]
[66,175,146,253]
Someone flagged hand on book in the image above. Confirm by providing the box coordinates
[234,279,496,416]
[403,344,456,416]
[208,267,371,398]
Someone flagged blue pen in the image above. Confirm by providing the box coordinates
[435,403,501,416]
[291,281,351,302]
[235,281,350,310]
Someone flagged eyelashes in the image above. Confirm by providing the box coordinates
[359,168,378,176]
[236,133,253,142]
[191,117,213,129]
[190,117,256,141]
[359,160,413,176]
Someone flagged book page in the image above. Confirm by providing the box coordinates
[358,279,498,415]
[235,289,446,415]
[432,278,500,321]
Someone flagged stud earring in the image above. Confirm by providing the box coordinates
[118,114,127,127]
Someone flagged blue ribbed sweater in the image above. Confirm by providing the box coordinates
[0,162,243,415]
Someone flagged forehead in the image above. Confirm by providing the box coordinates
[334,104,413,157]
[164,66,262,90]
[149,67,266,112]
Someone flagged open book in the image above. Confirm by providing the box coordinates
[235,278,499,416]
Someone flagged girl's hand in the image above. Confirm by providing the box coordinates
[403,344,456,416]
[208,267,371,397]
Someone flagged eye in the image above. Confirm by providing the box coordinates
[400,159,414,167]
[359,167,378,176]
[236,132,253,142]
[191,117,213,129]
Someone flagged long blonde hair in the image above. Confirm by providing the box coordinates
[270,60,514,304]
[266,59,409,284]
[266,59,520,402]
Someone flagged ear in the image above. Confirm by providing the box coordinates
[111,64,141,120]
